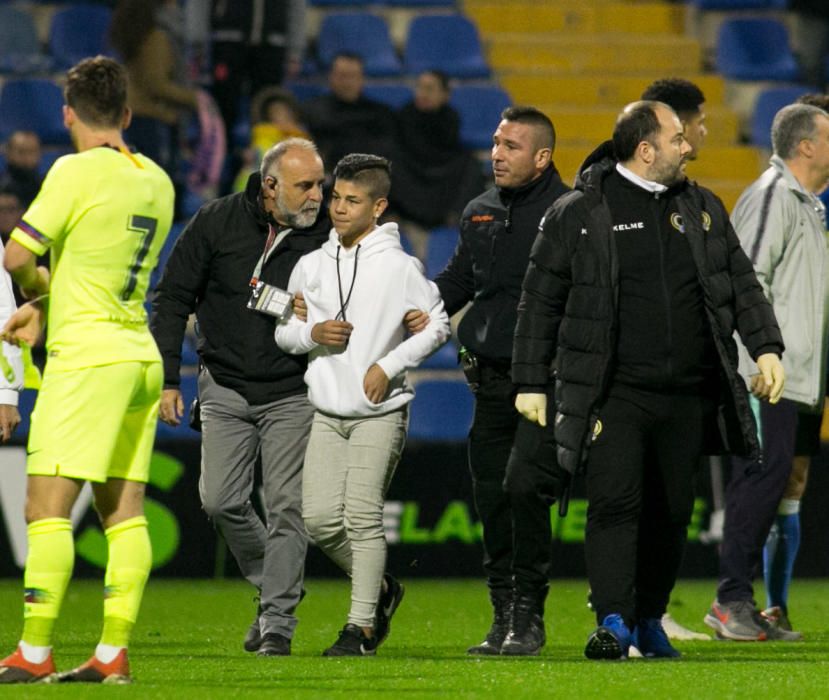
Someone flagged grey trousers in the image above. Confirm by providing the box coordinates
[198,368,313,638]
[302,409,407,627]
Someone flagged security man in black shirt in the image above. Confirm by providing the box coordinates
[432,106,570,656]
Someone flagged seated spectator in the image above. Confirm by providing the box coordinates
[0,131,42,207]
[301,53,396,170]
[388,70,483,242]
[109,0,198,175]
[0,183,25,246]
[232,88,310,191]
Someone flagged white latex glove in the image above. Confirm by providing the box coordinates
[754,352,785,404]
[515,392,547,427]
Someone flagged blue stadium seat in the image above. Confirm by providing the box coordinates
[449,85,511,149]
[308,0,370,5]
[150,222,185,292]
[408,380,473,441]
[404,15,489,79]
[716,18,800,82]
[425,226,459,279]
[363,84,414,110]
[49,4,113,69]
[750,85,813,149]
[285,81,328,103]
[317,13,401,77]
[38,147,72,177]
[420,340,460,370]
[0,79,70,145]
[0,6,53,75]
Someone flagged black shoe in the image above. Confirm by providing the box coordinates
[467,589,513,656]
[322,624,375,657]
[501,594,546,656]
[374,573,405,649]
[244,605,263,653]
[245,588,306,652]
[256,633,291,657]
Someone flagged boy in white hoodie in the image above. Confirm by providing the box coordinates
[275,154,450,656]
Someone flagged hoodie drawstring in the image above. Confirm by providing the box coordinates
[335,244,360,322]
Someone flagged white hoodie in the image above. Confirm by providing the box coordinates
[275,222,450,418]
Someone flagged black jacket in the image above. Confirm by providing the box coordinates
[435,164,570,362]
[512,144,784,474]
[150,173,330,405]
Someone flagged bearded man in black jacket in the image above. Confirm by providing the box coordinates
[513,102,785,660]
[150,138,328,657]
[428,106,570,656]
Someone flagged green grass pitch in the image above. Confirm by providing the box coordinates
[1,578,828,698]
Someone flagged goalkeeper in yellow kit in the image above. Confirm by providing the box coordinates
[0,56,174,684]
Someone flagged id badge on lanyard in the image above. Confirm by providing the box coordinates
[247,224,293,320]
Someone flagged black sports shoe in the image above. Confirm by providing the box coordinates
[257,633,291,657]
[374,574,405,648]
[468,589,513,655]
[323,624,375,657]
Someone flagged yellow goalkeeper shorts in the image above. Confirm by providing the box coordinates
[27,361,162,483]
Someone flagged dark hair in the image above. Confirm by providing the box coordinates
[333,153,391,199]
[641,78,705,118]
[501,105,556,151]
[65,56,128,129]
[109,0,164,63]
[797,93,829,112]
[421,70,450,92]
[612,101,663,162]
[252,87,300,123]
[332,52,364,68]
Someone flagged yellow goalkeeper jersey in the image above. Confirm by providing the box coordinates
[11,145,174,370]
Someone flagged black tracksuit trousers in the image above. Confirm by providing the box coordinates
[467,362,553,597]
[585,383,716,627]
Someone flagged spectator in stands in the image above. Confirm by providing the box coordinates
[0,184,25,246]
[301,54,396,171]
[413,106,570,657]
[388,70,483,249]
[232,88,310,192]
[109,0,198,175]
[791,0,829,88]
[151,138,329,658]
[641,78,707,161]
[705,104,829,643]
[0,131,42,207]
[210,0,306,147]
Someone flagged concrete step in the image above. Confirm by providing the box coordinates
[465,1,684,35]
[488,34,702,74]
[503,73,726,107]
[547,105,740,147]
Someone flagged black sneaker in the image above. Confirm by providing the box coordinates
[257,633,291,657]
[323,624,375,657]
[374,574,405,648]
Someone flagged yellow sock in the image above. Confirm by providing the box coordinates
[22,518,74,647]
[100,516,152,648]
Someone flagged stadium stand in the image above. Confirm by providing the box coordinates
[424,226,459,280]
[692,0,787,8]
[449,85,512,150]
[48,4,113,69]
[715,18,800,81]
[316,13,402,76]
[750,85,814,149]
[403,15,490,79]
[408,380,473,441]
[0,79,69,145]
[0,6,52,75]
[362,83,414,110]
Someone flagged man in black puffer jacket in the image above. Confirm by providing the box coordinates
[512,102,785,660]
[433,106,570,657]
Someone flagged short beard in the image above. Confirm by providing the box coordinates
[276,190,320,229]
